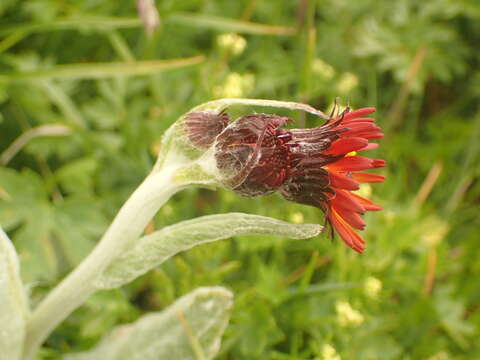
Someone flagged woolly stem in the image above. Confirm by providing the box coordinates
[22,167,184,360]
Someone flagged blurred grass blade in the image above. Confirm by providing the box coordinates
[297,0,316,104]
[0,31,26,53]
[96,213,322,289]
[0,124,71,165]
[169,13,295,36]
[0,14,295,37]
[0,17,141,36]
[284,282,361,302]
[386,47,427,130]
[0,56,205,81]
[0,226,30,360]
[107,31,136,62]
[64,287,233,360]
[39,80,86,127]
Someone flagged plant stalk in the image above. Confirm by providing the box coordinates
[22,167,184,360]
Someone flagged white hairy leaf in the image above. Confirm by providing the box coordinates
[95,213,322,289]
[64,287,233,360]
[0,227,29,360]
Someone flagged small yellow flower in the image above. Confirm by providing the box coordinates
[355,183,372,199]
[337,72,359,94]
[335,300,364,327]
[321,344,341,360]
[289,212,304,224]
[312,58,335,79]
[364,276,382,299]
[213,73,255,98]
[421,217,449,247]
[426,351,450,360]
[383,209,397,224]
[217,33,247,56]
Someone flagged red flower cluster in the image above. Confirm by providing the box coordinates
[184,106,385,253]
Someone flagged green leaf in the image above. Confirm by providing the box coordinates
[0,226,29,360]
[0,0,15,17]
[95,213,322,289]
[0,168,58,281]
[0,17,142,36]
[55,158,98,195]
[14,205,58,281]
[53,196,107,267]
[0,168,107,281]
[234,301,284,357]
[0,168,47,229]
[168,13,295,36]
[435,286,475,350]
[64,287,233,360]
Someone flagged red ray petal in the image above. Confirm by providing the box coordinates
[334,205,366,230]
[340,127,383,139]
[342,117,375,125]
[328,208,365,253]
[372,159,387,168]
[362,132,384,140]
[330,189,365,213]
[351,172,385,183]
[325,137,368,156]
[338,122,381,131]
[359,143,379,151]
[327,155,376,172]
[341,107,376,122]
[329,171,360,190]
[350,193,382,211]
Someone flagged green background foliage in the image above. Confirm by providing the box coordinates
[1,0,479,359]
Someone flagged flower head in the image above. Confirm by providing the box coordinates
[213,73,255,98]
[183,103,385,252]
[337,72,359,94]
[184,111,230,149]
[364,276,382,299]
[335,300,364,327]
[217,33,247,56]
[320,344,341,360]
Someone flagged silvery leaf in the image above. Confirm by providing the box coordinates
[64,286,233,360]
[95,213,322,289]
[0,226,29,360]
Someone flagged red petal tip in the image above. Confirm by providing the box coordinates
[328,209,366,253]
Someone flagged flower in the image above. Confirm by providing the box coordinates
[289,212,304,224]
[217,33,247,56]
[420,216,449,247]
[427,351,450,360]
[213,73,255,98]
[312,58,335,79]
[337,72,359,94]
[184,105,385,252]
[364,276,382,299]
[335,300,364,327]
[320,344,341,360]
[184,111,230,149]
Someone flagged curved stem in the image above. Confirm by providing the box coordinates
[192,98,331,120]
[22,168,183,360]
[0,124,71,166]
